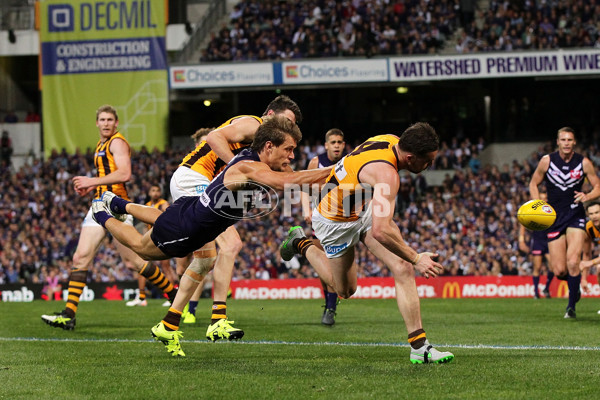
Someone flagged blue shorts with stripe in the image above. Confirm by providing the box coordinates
[150,196,228,258]
[546,206,585,242]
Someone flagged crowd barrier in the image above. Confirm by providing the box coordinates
[2,276,598,302]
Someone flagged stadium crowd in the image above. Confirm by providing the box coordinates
[457,0,600,53]
[0,134,583,288]
[200,0,600,63]
[201,0,461,62]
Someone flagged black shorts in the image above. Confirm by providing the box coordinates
[530,231,548,256]
[546,206,585,242]
[150,196,226,258]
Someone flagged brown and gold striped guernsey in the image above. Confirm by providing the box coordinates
[179,115,262,180]
[586,220,600,244]
[93,132,130,200]
[317,134,400,222]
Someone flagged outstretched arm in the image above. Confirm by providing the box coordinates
[361,163,443,278]
[206,117,260,163]
[226,161,332,191]
[301,156,319,223]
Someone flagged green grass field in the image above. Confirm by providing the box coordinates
[1,297,600,399]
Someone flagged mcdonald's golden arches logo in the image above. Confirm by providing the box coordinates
[556,281,569,298]
[442,282,461,298]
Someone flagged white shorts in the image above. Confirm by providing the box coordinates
[81,206,134,228]
[170,166,210,201]
[312,203,372,258]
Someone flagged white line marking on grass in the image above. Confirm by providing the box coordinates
[2,337,600,351]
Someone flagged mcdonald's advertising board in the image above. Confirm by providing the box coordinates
[3,276,599,302]
[39,0,169,155]
[228,276,600,300]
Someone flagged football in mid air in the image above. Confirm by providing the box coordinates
[517,200,556,231]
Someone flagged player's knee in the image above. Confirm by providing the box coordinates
[190,247,218,276]
[72,251,92,269]
[391,260,413,278]
[338,286,356,299]
[220,237,243,255]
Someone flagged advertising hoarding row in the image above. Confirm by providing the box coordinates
[170,49,600,89]
[4,276,597,302]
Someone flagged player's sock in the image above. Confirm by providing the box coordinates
[138,290,146,301]
[408,329,427,349]
[140,262,176,299]
[545,271,555,290]
[211,301,227,324]
[532,276,540,297]
[93,209,113,227]
[109,196,131,214]
[325,290,338,310]
[567,274,582,309]
[162,307,182,331]
[293,238,314,257]
[188,300,198,316]
[64,269,88,318]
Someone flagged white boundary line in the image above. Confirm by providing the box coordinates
[1,337,599,351]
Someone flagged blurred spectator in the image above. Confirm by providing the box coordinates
[25,109,41,123]
[1,130,13,168]
[3,110,18,123]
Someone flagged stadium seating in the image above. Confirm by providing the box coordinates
[200,0,600,62]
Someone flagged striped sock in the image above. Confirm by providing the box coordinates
[138,290,146,301]
[408,329,427,349]
[139,262,176,300]
[162,307,182,331]
[64,269,88,318]
[294,238,314,257]
[211,301,227,324]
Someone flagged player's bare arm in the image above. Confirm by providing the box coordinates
[529,155,549,200]
[518,224,530,253]
[226,161,332,192]
[580,233,594,293]
[574,157,600,203]
[360,162,443,278]
[301,156,320,222]
[72,138,131,196]
[206,117,261,163]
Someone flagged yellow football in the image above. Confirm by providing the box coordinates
[517,200,556,231]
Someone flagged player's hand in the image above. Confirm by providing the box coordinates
[303,212,312,224]
[581,279,591,294]
[414,252,444,279]
[574,191,588,203]
[72,175,94,190]
[579,260,594,272]
[75,186,95,197]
